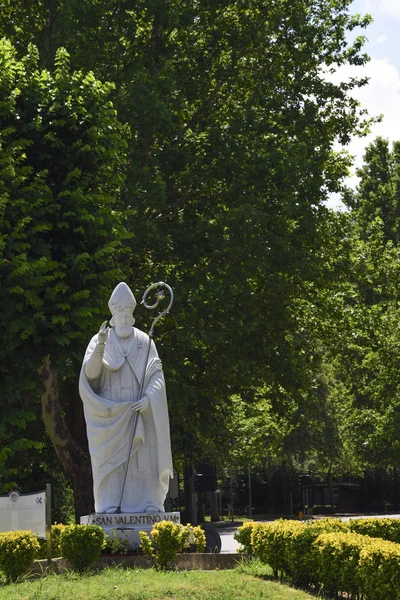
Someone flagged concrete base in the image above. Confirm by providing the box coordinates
[80,511,181,547]
[33,552,245,575]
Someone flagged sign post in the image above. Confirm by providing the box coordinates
[0,486,52,560]
[46,484,52,563]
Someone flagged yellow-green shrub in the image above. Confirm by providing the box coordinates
[358,537,400,600]
[0,530,40,582]
[347,517,400,544]
[181,524,206,553]
[51,523,67,557]
[251,520,305,579]
[315,531,366,598]
[286,519,347,586]
[140,521,185,569]
[140,521,206,569]
[60,524,104,571]
[234,521,257,554]
[36,523,67,559]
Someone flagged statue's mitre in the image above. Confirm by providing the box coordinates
[108,282,137,313]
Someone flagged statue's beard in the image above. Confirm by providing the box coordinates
[115,325,133,339]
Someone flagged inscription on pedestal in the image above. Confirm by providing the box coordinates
[81,511,180,528]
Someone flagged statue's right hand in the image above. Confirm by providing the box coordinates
[98,321,109,345]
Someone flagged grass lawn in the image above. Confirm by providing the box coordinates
[0,566,319,600]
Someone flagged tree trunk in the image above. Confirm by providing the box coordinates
[267,459,274,515]
[39,355,94,520]
[207,491,220,522]
[183,465,195,524]
[327,467,335,514]
[197,492,205,523]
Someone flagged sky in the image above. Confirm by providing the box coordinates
[325,0,400,209]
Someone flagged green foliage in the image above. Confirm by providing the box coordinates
[139,531,155,558]
[0,0,381,510]
[0,0,375,474]
[348,517,400,544]
[139,521,206,569]
[0,36,128,512]
[251,520,305,579]
[60,524,104,571]
[37,523,66,559]
[103,529,129,555]
[285,519,348,587]
[234,521,257,555]
[242,517,400,599]
[181,524,206,553]
[0,530,40,582]
[358,536,400,600]
[315,531,364,598]
[140,521,183,569]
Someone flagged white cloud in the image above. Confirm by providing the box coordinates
[325,56,400,209]
[343,57,400,174]
[377,0,400,18]
[377,33,388,44]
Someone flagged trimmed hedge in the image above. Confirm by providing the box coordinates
[285,519,347,586]
[234,521,256,554]
[251,520,304,578]
[359,537,400,600]
[347,517,400,544]
[60,524,105,571]
[236,518,400,599]
[315,531,365,598]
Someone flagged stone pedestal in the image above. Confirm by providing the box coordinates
[80,511,181,548]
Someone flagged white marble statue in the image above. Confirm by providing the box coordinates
[79,282,173,514]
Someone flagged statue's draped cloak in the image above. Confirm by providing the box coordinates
[79,327,173,512]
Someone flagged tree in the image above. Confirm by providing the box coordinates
[0,40,128,516]
[0,1,375,512]
[322,139,400,496]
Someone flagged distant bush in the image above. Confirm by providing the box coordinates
[312,504,335,515]
[60,525,104,571]
[347,517,400,544]
[0,531,40,582]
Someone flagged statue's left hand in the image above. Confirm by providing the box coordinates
[133,396,150,412]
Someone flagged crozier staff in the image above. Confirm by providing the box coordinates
[79,282,173,514]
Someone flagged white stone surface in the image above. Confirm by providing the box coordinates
[0,490,46,538]
[79,282,173,514]
[81,512,180,547]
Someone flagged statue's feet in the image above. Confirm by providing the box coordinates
[144,505,162,513]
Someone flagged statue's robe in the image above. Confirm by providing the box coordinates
[79,327,173,513]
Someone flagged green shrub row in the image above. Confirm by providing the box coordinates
[0,519,209,581]
[235,518,400,599]
[312,504,335,515]
[347,517,400,544]
[0,524,104,582]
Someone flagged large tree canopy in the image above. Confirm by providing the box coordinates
[0,1,376,515]
[0,39,128,512]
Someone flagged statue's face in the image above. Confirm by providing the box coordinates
[113,307,134,339]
